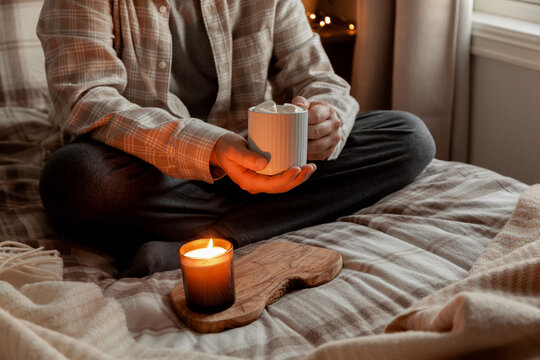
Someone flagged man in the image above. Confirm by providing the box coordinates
[37,0,435,277]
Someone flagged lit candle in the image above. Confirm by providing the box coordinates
[179,238,235,313]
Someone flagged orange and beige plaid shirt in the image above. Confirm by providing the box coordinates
[37,0,359,183]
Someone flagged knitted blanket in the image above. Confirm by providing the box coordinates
[0,242,222,360]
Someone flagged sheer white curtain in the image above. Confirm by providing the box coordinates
[351,0,473,161]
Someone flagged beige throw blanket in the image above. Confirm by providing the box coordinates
[306,185,540,359]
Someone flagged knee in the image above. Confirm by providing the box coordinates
[393,111,436,180]
[39,142,112,232]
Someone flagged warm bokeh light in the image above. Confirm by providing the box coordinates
[306,11,356,33]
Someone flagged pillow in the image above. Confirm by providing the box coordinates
[0,0,50,112]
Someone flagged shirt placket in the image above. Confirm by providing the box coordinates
[154,0,174,109]
[201,0,232,128]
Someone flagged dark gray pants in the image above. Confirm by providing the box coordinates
[40,111,435,276]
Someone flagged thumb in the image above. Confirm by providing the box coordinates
[223,135,268,171]
[292,96,310,109]
[233,146,268,171]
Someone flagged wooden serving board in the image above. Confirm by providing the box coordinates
[170,241,342,333]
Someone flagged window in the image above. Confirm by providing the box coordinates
[474,0,540,24]
[472,0,540,72]
[515,0,540,5]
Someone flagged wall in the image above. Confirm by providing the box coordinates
[470,56,540,185]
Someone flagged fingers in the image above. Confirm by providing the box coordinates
[283,164,317,191]
[307,102,336,125]
[307,128,341,160]
[214,133,267,171]
[292,96,310,109]
[292,98,337,127]
[295,100,340,160]
[229,163,317,194]
[257,164,317,194]
[308,116,341,140]
[227,147,267,172]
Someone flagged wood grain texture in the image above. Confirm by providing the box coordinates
[170,241,342,333]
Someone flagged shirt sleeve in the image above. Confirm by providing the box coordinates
[268,0,360,160]
[37,0,229,183]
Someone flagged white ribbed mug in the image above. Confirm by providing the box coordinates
[248,106,308,175]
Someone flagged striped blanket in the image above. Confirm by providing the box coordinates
[1,106,536,359]
[307,184,540,360]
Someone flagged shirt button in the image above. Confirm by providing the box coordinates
[159,5,167,14]
[158,61,167,69]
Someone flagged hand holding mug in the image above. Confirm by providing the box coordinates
[292,96,341,161]
[210,133,316,194]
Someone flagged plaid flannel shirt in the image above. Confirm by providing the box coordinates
[37,0,359,182]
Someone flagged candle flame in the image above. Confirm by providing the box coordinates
[184,238,227,258]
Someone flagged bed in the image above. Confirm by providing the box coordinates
[1,1,539,359]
